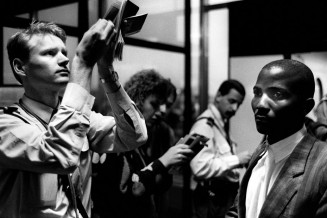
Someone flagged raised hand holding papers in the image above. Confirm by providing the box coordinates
[103,0,148,60]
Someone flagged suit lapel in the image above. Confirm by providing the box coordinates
[259,134,315,217]
[238,140,268,218]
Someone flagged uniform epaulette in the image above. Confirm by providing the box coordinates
[206,117,215,128]
[0,106,18,115]
[195,116,218,129]
[0,106,30,124]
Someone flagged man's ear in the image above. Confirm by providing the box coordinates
[12,58,26,77]
[304,98,315,115]
[215,91,222,103]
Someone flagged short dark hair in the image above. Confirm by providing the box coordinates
[124,69,169,109]
[7,20,66,84]
[262,59,315,100]
[217,79,246,97]
[164,79,177,107]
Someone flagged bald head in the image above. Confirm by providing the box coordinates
[252,59,315,143]
[261,59,315,100]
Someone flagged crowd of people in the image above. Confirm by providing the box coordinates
[1,13,327,218]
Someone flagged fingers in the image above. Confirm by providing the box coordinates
[91,19,108,34]
[103,21,117,46]
[176,148,194,160]
[177,153,191,163]
[90,19,116,45]
[175,153,186,163]
[175,144,194,153]
[175,143,190,149]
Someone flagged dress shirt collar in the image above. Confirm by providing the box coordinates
[268,125,306,164]
[21,94,59,124]
[209,104,225,128]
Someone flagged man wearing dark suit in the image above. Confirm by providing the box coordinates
[226,59,327,218]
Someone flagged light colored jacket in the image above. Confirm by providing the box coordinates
[0,83,147,218]
[190,104,241,183]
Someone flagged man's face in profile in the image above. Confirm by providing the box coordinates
[141,94,164,123]
[22,34,69,91]
[216,88,244,121]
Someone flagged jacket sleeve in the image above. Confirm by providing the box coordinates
[87,86,148,153]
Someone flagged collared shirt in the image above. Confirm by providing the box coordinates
[0,83,147,218]
[190,104,240,183]
[246,126,306,218]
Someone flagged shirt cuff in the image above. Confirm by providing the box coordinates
[61,83,95,117]
[222,155,241,168]
[152,159,168,174]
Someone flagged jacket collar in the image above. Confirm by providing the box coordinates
[21,94,59,124]
[209,104,225,129]
[239,132,316,218]
[259,133,314,217]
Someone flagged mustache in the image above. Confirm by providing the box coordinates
[226,111,235,117]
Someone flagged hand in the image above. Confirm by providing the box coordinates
[75,19,116,68]
[97,32,118,68]
[159,144,194,168]
[237,151,251,168]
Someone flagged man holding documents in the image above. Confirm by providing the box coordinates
[0,19,147,218]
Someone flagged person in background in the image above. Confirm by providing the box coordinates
[226,59,327,218]
[92,69,193,218]
[146,79,178,163]
[306,94,327,141]
[0,20,147,218]
[145,79,178,218]
[189,79,251,218]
